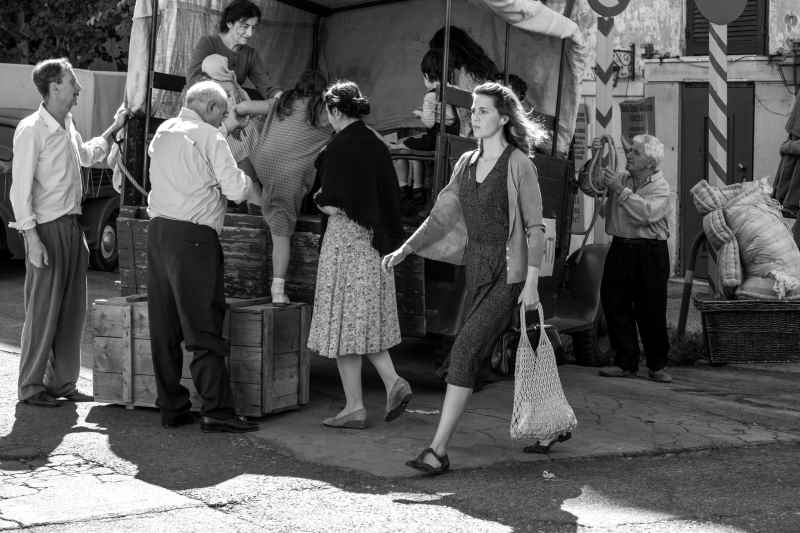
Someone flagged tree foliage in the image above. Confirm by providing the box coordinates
[0,0,133,71]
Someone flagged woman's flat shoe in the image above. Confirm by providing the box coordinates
[385,377,412,421]
[523,432,572,454]
[322,408,368,429]
[406,447,450,475]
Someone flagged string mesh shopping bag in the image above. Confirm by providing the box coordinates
[510,304,577,441]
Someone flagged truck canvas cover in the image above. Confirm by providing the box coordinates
[129,0,588,152]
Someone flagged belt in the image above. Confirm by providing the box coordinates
[613,236,665,245]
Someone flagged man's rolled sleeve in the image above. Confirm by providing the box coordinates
[210,132,252,204]
[619,184,671,225]
[9,125,39,230]
[76,135,109,166]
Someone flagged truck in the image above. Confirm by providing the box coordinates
[116,0,609,365]
[0,65,127,271]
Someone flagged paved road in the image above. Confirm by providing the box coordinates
[2,259,799,531]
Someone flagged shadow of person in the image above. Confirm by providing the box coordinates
[0,402,78,466]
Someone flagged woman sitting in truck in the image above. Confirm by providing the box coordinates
[246,70,332,304]
[307,80,412,430]
[186,0,280,178]
[186,0,279,100]
[382,82,552,475]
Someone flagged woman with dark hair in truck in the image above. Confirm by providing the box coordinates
[383,82,553,475]
[429,25,500,136]
[186,0,280,178]
[307,80,413,430]
[186,0,279,101]
[247,70,332,304]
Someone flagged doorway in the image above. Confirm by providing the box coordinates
[678,82,754,276]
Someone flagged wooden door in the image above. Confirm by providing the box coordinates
[678,82,754,276]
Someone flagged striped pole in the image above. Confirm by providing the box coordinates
[707,23,728,186]
[594,16,615,137]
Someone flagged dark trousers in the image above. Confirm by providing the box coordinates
[18,215,87,400]
[147,217,234,422]
[600,237,670,372]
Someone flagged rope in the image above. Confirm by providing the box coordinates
[113,137,149,199]
[574,135,618,263]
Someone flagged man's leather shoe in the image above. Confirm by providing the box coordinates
[162,412,195,429]
[201,415,259,433]
[62,390,94,402]
[648,369,673,383]
[22,392,61,407]
[598,366,637,378]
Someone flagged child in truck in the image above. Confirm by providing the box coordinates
[200,53,261,176]
[392,49,458,213]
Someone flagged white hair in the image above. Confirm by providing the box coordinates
[185,80,228,107]
[633,134,664,168]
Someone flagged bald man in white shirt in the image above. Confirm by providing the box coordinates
[10,58,127,408]
[146,80,262,432]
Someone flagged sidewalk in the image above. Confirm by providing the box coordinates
[2,267,800,529]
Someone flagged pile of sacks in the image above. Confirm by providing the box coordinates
[691,178,800,300]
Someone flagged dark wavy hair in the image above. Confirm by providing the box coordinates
[219,0,261,33]
[420,49,452,83]
[275,70,328,127]
[323,80,370,119]
[429,26,499,83]
[473,82,547,155]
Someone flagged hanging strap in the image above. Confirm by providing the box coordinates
[519,303,546,349]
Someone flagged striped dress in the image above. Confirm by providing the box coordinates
[251,99,332,236]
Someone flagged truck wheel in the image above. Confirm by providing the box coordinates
[90,208,119,271]
[571,312,611,367]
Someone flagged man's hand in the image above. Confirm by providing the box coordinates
[111,105,129,133]
[602,168,625,193]
[412,109,423,118]
[23,231,49,268]
[317,204,343,216]
[223,109,249,135]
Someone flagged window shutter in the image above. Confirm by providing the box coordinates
[685,0,767,56]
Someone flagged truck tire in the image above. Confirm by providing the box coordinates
[89,207,119,271]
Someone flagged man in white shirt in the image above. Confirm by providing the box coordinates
[147,80,262,432]
[10,58,127,407]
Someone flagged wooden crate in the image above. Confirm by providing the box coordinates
[116,206,426,336]
[90,295,311,417]
[228,302,311,413]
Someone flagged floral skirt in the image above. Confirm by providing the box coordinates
[307,214,401,357]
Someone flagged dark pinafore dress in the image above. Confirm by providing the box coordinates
[445,145,523,388]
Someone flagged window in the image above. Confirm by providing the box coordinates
[685,0,768,56]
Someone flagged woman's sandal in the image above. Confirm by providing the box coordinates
[523,432,572,454]
[406,447,450,475]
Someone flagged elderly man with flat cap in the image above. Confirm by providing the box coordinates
[146,80,262,432]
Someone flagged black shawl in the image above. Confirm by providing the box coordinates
[314,121,404,255]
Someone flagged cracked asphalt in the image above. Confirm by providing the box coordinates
[1,262,800,531]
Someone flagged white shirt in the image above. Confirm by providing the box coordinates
[147,107,257,233]
[9,104,108,230]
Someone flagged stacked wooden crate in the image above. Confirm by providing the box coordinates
[117,206,320,300]
[91,295,310,417]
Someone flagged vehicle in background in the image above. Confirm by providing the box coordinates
[0,107,120,271]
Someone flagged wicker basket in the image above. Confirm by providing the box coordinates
[693,294,800,363]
